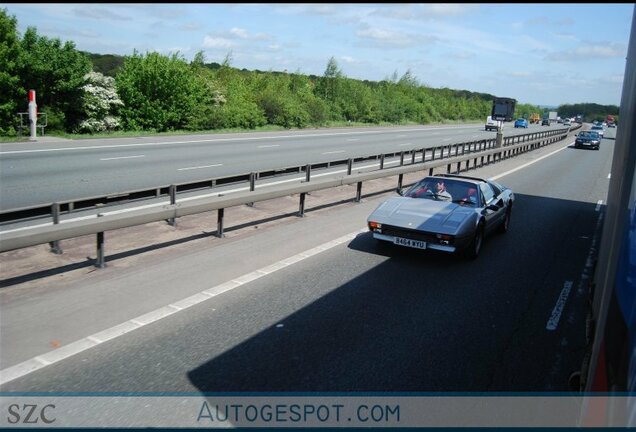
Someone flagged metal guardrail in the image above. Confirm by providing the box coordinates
[0,125,576,267]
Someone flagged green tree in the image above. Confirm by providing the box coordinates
[315,56,344,105]
[18,27,92,131]
[0,8,25,135]
[115,51,211,131]
[204,65,265,129]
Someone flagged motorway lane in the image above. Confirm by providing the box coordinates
[0,123,564,210]
[0,127,613,392]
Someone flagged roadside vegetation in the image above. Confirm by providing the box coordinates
[0,8,618,139]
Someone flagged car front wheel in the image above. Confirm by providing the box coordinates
[498,206,512,233]
[464,222,484,259]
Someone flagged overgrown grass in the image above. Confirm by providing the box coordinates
[0,136,29,143]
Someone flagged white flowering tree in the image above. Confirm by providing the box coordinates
[78,71,123,133]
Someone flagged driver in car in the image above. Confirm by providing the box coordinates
[435,180,452,202]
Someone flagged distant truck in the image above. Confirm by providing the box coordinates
[549,111,558,124]
[541,115,550,126]
[575,114,583,123]
[607,114,616,127]
[529,113,540,124]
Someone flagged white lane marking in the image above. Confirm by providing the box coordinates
[608,173,611,179]
[177,164,223,171]
[490,142,572,181]
[0,126,478,155]
[258,144,280,148]
[0,228,368,385]
[346,138,360,142]
[443,138,452,141]
[322,150,345,155]
[99,155,145,161]
[596,200,603,211]
[398,143,413,147]
[396,135,407,138]
[546,281,574,330]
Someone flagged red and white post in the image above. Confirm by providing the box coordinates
[28,89,37,140]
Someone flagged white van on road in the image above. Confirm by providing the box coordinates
[485,116,498,131]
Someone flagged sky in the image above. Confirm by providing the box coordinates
[2,3,634,107]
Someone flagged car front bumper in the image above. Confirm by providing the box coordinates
[372,232,474,253]
[576,141,600,148]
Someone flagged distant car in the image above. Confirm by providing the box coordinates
[514,118,529,128]
[367,174,514,259]
[485,116,498,131]
[591,124,604,139]
[608,122,616,128]
[574,131,601,150]
[541,118,550,126]
[563,119,572,127]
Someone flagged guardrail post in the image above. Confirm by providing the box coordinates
[168,185,176,227]
[347,159,353,175]
[247,172,256,207]
[355,182,362,202]
[49,203,62,255]
[305,164,311,182]
[250,172,256,191]
[430,147,435,161]
[429,168,434,176]
[446,163,451,174]
[456,161,461,174]
[399,151,405,166]
[95,231,106,268]
[398,173,404,190]
[411,150,416,164]
[299,193,306,217]
[216,208,224,238]
[380,154,385,169]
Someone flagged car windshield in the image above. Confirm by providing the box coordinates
[404,178,479,206]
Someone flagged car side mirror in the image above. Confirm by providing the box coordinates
[486,204,500,212]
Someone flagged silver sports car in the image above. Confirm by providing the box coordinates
[367,174,514,258]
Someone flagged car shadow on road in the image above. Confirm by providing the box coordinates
[186,194,599,393]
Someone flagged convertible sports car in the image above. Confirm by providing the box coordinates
[367,174,514,258]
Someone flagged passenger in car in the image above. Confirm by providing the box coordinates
[459,187,478,205]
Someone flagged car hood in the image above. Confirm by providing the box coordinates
[368,197,475,233]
